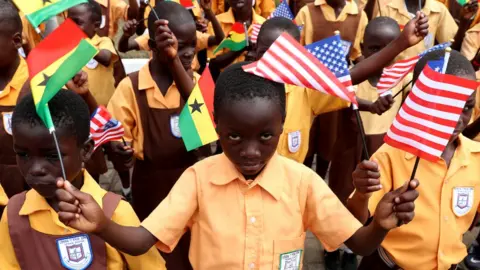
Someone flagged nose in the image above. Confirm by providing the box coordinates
[182,48,195,59]
[240,141,261,159]
[29,158,48,177]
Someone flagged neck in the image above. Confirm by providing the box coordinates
[326,0,346,8]
[0,56,20,89]
[441,138,458,167]
[149,58,174,92]
[233,7,253,23]
[405,0,424,10]
[49,171,85,212]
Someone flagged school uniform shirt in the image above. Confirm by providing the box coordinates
[295,0,368,61]
[1,57,28,107]
[376,0,457,60]
[207,9,266,64]
[211,0,276,17]
[277,84,350,163]
[367,135,480,270]
[0,170,166,269]
[108,62,199,160]
[357,77,411,135]
[82,34,119,106]
[0,185,7,207]
[141,152,362,269]
[95,0,130,39]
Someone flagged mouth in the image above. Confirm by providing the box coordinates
[232,0,246,8]
[238,162,264,176]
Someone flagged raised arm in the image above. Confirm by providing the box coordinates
[201,0,225,46]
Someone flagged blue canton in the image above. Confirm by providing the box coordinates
[305,35,350,77]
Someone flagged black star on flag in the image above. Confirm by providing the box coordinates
[189,99,204,114]
[38,73,51,87]
[42,0,52,5]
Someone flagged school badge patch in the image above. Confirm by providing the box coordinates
[288,131,301,153]
[279,249,302,270]
[56,234,93,270]
[170,114,182,138]
[2,112,12,135]
[453,187,474,217]
[85,59,99,70]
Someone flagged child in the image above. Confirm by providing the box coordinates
[208,0,266,71]
[347,50,480,270]
[0,90,165,269]
[216,0,276,17]
[107,2,207,269]
[94,0,139,38]
[0,1,29,205]
[68,0,119,106]
[56,61,420,269]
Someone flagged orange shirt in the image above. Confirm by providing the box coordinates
[95,0,129,38]
[0,171,166,269]
[1,57,28,106]
[107,62,199,159]
[20,15,44,51]
[0,185,7,207]
[295,0,368,61]
[142,152,362,269]
[366,135,480,270]
[143,0,202,21]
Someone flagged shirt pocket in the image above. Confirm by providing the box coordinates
[273,233,305,270]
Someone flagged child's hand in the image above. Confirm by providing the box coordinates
[107,141,135,170]
[123,19,138,38]
[56,178,108,233]
[460,1,478,23]
[200,0,212,11]
[155,19,178,60]
[352,160,382,198]
[369,95,394,115]
[196,17,209,33]
[66,71,89,96]
[373,179,420,230]
[401,12,429,47]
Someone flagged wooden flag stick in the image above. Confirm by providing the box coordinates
[52,130,68,181]
[355,110,370,160]
[144,0,160,20]
[392,79,413,99]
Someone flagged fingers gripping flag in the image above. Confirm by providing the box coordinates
[384,65,477,161]
[243,33,357,105]
[90,106,125,151]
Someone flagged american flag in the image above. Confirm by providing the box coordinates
[305,35,354,94]
[90,106,125,151]
[243,32,357,105]
[250,23,262,43]
[384,65,476,161]
[269,0,295,20]
[377,42,451,96]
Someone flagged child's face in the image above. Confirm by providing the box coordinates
[216,98,283,179]
[228,0,254,13]
[175,23,197,71]
[0,26,22,68]
[451,91,476,142]
[12,123,93,199]
[68,5,98,38]
[361,26,399,59]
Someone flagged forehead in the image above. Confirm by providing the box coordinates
[68,4,90,17]
[171,22,196,41]
[364,26,399,44]
[218,97,282,125]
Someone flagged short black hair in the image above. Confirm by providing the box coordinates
[413,49,476,83]
[0,0,22,35]
[76,0,102,24]
[12,91,91,146]
[258,17,301,42]
[214,62,286,120]
[364,16,400,38]
[148,1,195,41]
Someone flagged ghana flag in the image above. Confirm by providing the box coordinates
[179,67,217,151]
[213,22,248,55]
[27,18,98,130]
[13,0,87,29]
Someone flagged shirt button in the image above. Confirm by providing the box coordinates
[249,262,255,269]
[444,216,449,221]
[250,216,256,224]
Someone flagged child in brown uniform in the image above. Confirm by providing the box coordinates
[0,1,29,202]
[107,2,207,269]
[94,0,139,38]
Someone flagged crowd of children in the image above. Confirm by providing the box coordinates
[1,0,480,269]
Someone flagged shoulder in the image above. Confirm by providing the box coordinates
[276,154,321,184]
[253,13,267,24]
[111,199,141,226]
[371,143,404,164]
[467,23,480,33]
[216,12,233,23]
[429,0,448,13]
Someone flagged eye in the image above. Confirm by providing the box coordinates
[228,134,241,141]
[463,104,474,112]
[14,151,28,159]
[46,153,60,162]
[260,133,273,141]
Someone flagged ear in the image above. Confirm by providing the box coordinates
[12,32,22,50]
[94,20,101,30]
[80,138,95,162]
[148,39,157,52]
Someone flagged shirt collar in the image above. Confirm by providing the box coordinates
[137,62,199,91]
[404,135,480,166]
[209,153,284,200]
[388,0,441,16]
[89,34,102,46]
[19,170,105,216]
[218,8,265,25]
[314,0,359,14]
[3,57,28,93]
[96,0,108,7]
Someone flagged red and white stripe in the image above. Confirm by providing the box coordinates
[384,65,476,161]
[250,23,262,44]
[90,106,125,151]
[377,56,420,96]
[243,32,357,105]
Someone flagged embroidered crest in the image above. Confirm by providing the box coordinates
[2,112,12,135]
[279,249,303,270]
[288,131,301,153]
[56,234,93,270]
[85,59,99,70]
[100,15,106,29]
[453,187,474,217]
[170,114,182,138]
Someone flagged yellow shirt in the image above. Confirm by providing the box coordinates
[0,171,166,269]
[95,0,129,38]
[142,152,362,269]
[1,57,28,106]
[357,78,411,135]
[107,62,199,160]
[367,135,480,270]
[0,185,7,206]
[82,34,118,106]
[207,9,266,64]
[211,0,276,17]
[143,0,202,21]
[295,0,368,61]
[278,84,349,163]
[376,0,457,60]
[20,15,44,50]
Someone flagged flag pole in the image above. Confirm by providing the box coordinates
[43,106,68,181]
[144,0,160,20]
[392,79,413,99]
[119,137,131,197]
